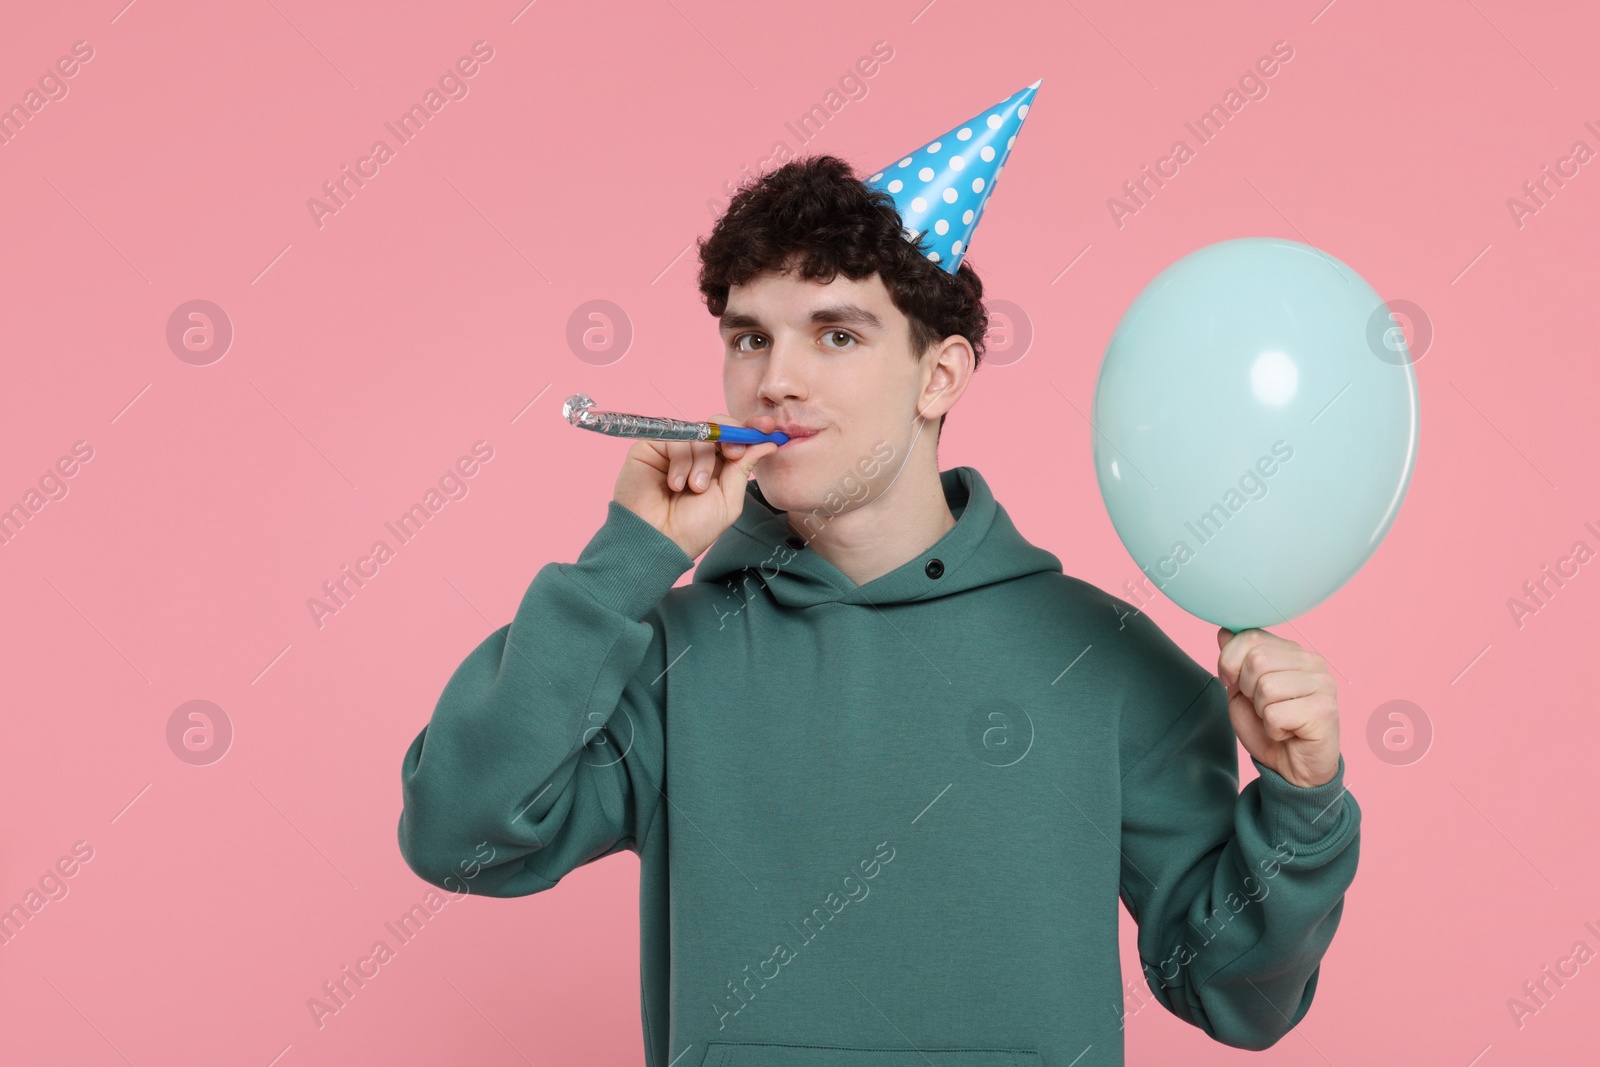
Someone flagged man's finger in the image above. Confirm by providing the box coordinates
[1217,627,1265,689]
[1237,648,1323,702]
[707,412,752,461]
[725,441,777,485]
[1217,627,1298,688]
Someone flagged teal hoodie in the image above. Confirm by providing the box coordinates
[398,465,1360,1065]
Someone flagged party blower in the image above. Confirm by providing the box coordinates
[562,393,792,446]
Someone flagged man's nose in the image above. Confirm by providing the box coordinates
[755,337,809,405]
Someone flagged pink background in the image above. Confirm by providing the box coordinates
[2,0,1597,1063]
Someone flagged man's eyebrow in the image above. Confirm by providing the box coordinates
[719,303,885,333]
[718,310,763,332]
[810,303,885,330]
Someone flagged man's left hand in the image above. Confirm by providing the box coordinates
[1216,627,1340,789]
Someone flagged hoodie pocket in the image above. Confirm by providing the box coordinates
[699,1043,1043,1067]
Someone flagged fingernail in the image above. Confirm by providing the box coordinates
[694,471,708,489]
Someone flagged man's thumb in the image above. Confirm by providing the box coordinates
[726,441,777,485]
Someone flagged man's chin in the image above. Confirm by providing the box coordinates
[749,469,828,516]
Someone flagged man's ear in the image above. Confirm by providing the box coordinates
[919,335,974,421]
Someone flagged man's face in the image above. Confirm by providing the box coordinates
[720,261,937,517]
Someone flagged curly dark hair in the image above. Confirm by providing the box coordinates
[696,154,987,438]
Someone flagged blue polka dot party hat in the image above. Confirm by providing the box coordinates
[863,79,1041,274]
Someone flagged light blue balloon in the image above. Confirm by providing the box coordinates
[1092,237,1420,631]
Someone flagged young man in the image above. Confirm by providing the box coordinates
[399,93,1358,1066]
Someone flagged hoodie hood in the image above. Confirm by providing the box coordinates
[693,465,1063,609]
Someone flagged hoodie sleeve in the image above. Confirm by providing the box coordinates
[1117,632,1361,1051]
[398,500,693,897]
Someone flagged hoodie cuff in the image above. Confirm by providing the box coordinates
[557,500,695,620]
[1250,753,1352,852]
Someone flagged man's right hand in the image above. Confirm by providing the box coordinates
[613,414,781,560]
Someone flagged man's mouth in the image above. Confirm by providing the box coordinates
[776,427,823,447]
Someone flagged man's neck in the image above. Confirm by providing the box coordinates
[784,457,957,588]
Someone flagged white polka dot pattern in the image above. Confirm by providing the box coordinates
[862,79,1041,274]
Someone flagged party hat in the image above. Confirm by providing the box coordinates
[863,79,1041,274]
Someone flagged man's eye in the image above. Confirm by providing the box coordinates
[731,334,768,353]
[824,330,857,349]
